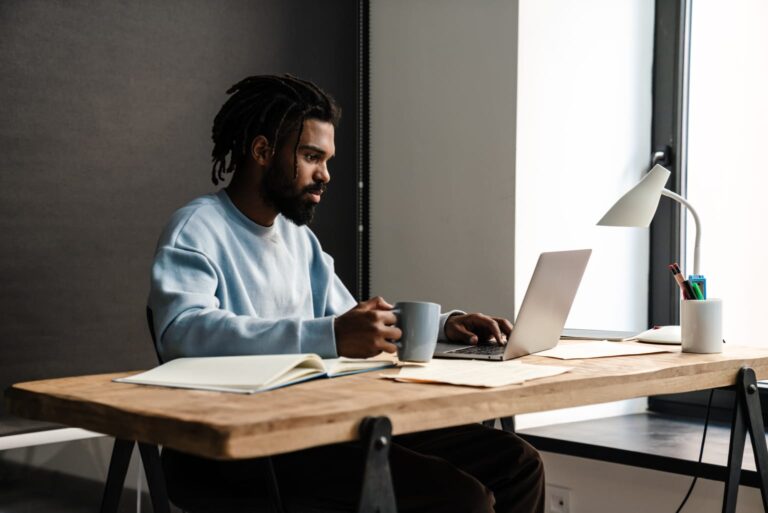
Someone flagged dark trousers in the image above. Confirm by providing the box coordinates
[162,423,545,513]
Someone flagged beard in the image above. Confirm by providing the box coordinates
[261,159,326,226]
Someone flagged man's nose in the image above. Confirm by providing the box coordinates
[315,163,331,184]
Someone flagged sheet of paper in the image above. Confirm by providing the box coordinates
[380,359,571,387]
[537,341,674,360]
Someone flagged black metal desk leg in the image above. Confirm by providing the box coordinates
[500,416,516,433]
[137,443,171,513]
[260,456,286,513]
[723,367,768,513]
[481,417,516,432]
[357,416,397,513]
[100,438,135,513]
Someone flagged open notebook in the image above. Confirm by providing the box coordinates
[114,354,395,394]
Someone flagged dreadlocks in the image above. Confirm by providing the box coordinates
[210,74,341,185]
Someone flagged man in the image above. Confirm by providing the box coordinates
[149,74,544,513]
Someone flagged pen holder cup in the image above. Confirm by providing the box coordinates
[681,298,723,354]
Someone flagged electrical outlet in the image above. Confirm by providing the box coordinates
[547,484,571,513]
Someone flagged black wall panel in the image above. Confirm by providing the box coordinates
[0,0,360,420]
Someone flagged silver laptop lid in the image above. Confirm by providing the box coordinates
[503,249,591,359]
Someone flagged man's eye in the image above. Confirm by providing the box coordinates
[306,154,320,162]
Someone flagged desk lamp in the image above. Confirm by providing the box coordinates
[597,164,702,275]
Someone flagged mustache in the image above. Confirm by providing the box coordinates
[302,182,327,195]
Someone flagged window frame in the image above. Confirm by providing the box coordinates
[648,0,691,328]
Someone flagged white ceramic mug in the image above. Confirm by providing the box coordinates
[681,298,723,354]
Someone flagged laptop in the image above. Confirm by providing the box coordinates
[434,249,592,361]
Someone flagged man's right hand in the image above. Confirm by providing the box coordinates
[334,296,401,358]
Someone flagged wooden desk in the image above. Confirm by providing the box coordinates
[6,341,768,512]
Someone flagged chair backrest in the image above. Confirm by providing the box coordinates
[145,306,164,364]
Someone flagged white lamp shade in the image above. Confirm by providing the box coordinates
[597,164,671,227]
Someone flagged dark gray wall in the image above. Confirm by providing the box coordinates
[0,0,359,419]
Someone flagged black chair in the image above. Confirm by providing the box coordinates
[146,307,163,365]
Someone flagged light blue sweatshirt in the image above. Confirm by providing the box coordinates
[148,190,454,362]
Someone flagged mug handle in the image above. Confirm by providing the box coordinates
[390,308,402,343]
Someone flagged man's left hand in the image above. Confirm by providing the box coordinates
[444,313,513,345]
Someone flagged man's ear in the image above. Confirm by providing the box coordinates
[250,136,272,166]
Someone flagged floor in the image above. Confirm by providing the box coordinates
[0,460,181,513]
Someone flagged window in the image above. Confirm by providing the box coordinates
[684,0,768,347]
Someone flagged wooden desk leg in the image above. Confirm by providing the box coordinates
[138,443,171,513]
[722,367,768,513]
[357,416,397,513]
[99,438,134,513]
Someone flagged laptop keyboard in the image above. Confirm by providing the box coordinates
[450,344,505,355]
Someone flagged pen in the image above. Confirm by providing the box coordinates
[689,274,707,299]
[681,279,698,300]
[668,263,692,300]
[690,281,705,300]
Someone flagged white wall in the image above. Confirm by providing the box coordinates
[515,0,654,333]
[370,0,652,427]
[513,0,654,429]
[370,0,519,316]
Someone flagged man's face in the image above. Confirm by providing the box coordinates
[261,119,335,226]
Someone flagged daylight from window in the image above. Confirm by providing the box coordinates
[686,0,768,346]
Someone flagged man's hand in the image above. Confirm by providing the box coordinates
[334,296,402,358]
[444,313,513,345]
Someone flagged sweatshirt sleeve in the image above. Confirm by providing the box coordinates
[438,310,465,341]
[148,245,338,362]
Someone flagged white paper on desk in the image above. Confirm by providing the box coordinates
[380,359,571,387]
[537,341,674,360]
